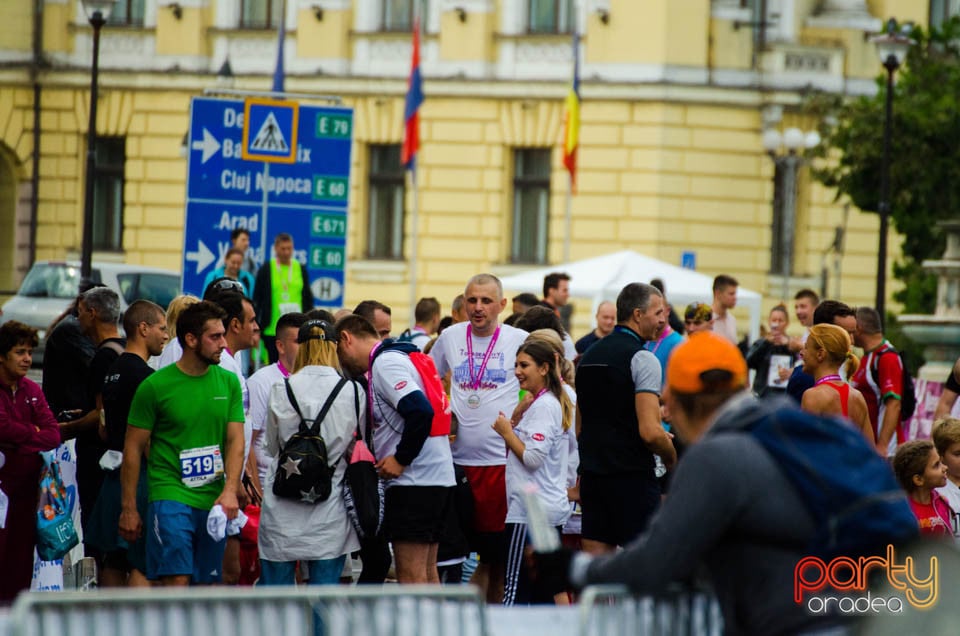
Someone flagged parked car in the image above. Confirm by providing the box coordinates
[0,261,180,365]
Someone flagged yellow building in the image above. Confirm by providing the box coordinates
[0,0,940,336]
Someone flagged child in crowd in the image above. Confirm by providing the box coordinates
[932,417,960,537]
[893,439,952,537]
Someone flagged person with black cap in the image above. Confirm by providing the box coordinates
[258,319,364,585]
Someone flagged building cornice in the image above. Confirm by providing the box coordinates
[0,66,877,105]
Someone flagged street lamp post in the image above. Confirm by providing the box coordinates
[763,126,820,302]
[871,18,913,320]
[79,0,117,281]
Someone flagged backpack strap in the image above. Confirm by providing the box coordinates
[284,376,348,436]
[284,378,309,434]
[869,347,898,384]
[352,379,362,441]
[311,377,348,436]
[100,340,125,356]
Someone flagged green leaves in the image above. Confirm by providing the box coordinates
[806,18,960,313]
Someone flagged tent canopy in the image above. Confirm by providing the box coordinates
[499,250,761,341]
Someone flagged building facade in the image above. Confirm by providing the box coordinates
[0,0,941,334]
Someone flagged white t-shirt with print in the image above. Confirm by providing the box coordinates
[219,350,251,463]
[370,350,455,489]
[431,321,528,466]
[505,392,571,527]
[246,362,286,484]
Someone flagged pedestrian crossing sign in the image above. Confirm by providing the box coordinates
[242,98,299,164]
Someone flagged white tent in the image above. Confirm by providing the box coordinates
[499,250,762,341]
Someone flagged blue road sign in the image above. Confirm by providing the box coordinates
[183,97,353,307]
[681,250,696,270]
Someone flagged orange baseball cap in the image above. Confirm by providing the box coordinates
[667,332,748,393]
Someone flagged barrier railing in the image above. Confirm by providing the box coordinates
[578,584,723,636]
[7,585,488,636]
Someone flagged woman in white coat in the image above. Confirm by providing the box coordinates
[258,319,364,585]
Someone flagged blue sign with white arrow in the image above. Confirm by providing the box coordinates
[183,97,353,307]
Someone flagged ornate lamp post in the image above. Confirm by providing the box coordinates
[870,18,913,319]
[79,0,117,280]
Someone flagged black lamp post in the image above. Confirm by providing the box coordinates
[871,18,912,320]
[79,0,117,280]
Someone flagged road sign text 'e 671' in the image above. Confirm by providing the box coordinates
[311,213,347,238]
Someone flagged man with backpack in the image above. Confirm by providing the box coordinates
[335,314,455,584]
[531,331,916,634]
[850,307,914,457]
[398,297,441,351]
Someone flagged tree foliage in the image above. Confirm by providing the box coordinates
[805,18,960,313]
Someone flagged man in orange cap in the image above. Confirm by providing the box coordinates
[533,332,847,634]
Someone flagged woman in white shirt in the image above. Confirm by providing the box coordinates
[258,319,364,585]
[493,338,573,605]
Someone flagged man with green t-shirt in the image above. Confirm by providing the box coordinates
[118,301,245,586]
[253,233,314,364]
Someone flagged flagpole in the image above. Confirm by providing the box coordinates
[404,8,423,326]
[564,173,572,263]
[562,30,580,265]
[409,168,419,324]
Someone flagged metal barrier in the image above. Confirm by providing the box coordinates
[578,585,723,636]
[7,585,488,636]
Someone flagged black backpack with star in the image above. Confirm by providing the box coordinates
[273,377,347,504]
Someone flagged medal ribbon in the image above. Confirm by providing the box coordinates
[466,325,501,391]
[272,259,294,296]
[650,326,672,354]
[815,374,842,386]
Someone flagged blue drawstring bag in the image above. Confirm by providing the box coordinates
[36,451,79,561]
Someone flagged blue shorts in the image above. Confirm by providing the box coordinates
[146,500,226,584]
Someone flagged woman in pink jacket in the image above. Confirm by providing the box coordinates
[0,321,61,603]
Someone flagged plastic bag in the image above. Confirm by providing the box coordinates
[36,451,79,562]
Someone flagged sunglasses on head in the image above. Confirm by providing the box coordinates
[213,279,243,291]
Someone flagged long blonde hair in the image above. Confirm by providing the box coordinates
[517,339,573,432]
[292,323,341,373]
[808,323,859,377]
[165,294,200,340]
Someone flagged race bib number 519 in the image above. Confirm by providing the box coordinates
[179,445,224,488]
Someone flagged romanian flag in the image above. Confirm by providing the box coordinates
[401,19,424,171]
[562,31,581,191]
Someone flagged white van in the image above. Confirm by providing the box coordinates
[0,261,180,364]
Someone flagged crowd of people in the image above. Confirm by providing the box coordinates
[1,244,958,633]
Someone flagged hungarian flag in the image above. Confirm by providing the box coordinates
[401,19,424,171]
[562,31,581,191]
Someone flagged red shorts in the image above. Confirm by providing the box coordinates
[462,464,507,534]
